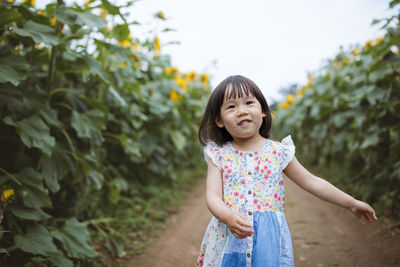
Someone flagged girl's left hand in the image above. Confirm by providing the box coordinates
[349,199,378,225]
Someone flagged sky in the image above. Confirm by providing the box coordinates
[128,0,396,103]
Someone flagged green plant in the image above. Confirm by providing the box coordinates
[0,0,210,265]
[274,0,400,218]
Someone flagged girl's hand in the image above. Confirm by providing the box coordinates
[226,212,254,239]
[349,199,378,225]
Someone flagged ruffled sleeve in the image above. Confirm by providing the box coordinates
[280,135,296,170]
[203,141,222,170]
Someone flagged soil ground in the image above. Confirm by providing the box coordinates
[123,176,400,267]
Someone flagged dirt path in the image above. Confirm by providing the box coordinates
[127,176,400,267]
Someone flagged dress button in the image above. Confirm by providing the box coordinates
[249,153,253,157]
[248,171,252,175]
[248,190,252,194]
[247,253,251,258]
[248,211,252,215]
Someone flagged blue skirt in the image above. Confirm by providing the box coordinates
[197,211,294,267]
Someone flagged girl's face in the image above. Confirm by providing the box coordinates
[216,88,265,142]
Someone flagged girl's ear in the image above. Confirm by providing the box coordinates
[215,117,224,128]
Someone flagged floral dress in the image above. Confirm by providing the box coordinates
[196,136,295,267]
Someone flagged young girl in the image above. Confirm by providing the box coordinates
[196,75,378,267]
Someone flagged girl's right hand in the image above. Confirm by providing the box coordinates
[226,212,254,239]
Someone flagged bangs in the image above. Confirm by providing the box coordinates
[225,78,256,100]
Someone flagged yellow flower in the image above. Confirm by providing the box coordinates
[85,1,90,8]
[170,89,182,102]
[120,62,127,68]
[8,0,14,3]
[100,9,107,19]
[278,101,290,109]
[51,17,56,27]
[156,12,164,19]
[154,36,161,52]
[133,43,139,51]
[121,39,131,48]
[14,45,19,55]
[165,66,179,74]
[200,73,209,85]
[174,76,188,91]
[374,36,384,43]
[1,189,14,203]
[343,57,349,64]
[296,89,304,98]
[23,0,28,2]
[38,10,45,15]
[104,25,109,32]
[365,40,372,49]
[307,75,313,84]
[30,0,35,5]
[286,94,294,104]
[186,71,196,82]
[352,48,359,56]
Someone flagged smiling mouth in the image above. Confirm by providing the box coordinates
[238,119,252,126]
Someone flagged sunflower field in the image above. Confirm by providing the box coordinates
[274,0,400,218]
[0,0,210,266]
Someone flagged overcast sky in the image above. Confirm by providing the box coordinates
[129,0,396,102]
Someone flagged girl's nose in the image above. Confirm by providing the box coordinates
[236,105,248,116]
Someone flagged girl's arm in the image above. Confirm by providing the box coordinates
[283,156,378,224]
[206,159,254,238]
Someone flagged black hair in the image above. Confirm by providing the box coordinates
[198,75,272,146]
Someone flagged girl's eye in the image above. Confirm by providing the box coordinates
[246,101,253,105]
[227,105,235,109]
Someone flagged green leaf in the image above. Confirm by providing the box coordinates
[78,11,107,28]
[170,130,186,151]
[54,256,73,267]
[389,0,400,8]
[0,64,27,86]
[113,23,130,41]
[101,0,122,15]
[4,116,55,155]
[13,20,58,46]
[83,55,109,83]
[360,134,380,149]
[109,86,127,106]
[11,206,51,221]
[104,233,125,257]
[87,168,104,190]
[71,110,105,145]
[40,153,71,193]
[0,7,21,25]
[120,133,142,160]
[14,225,58,256]
[18,167,45,191]
[55,7,106,28]
[138,132,158,156]
[51,218,97,259]
[22,187,52,208]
